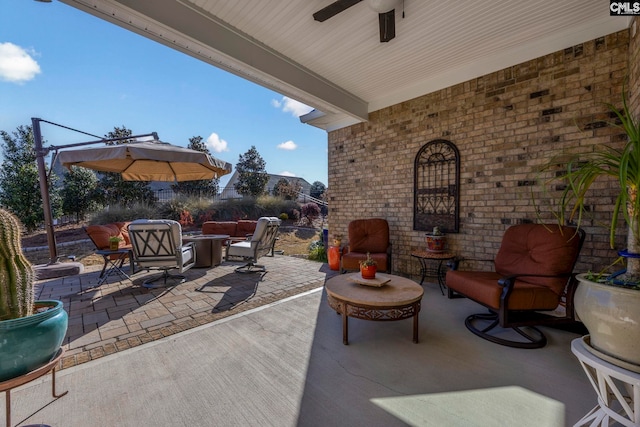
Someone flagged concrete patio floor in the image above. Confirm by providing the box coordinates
[35,254,330,370]
[5,256,598,426]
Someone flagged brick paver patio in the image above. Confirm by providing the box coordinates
[35,255,333,370]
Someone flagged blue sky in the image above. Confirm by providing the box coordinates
[0,1,328,189]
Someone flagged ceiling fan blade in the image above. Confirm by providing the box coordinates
[378,9,395,42]
[313,0,363,22]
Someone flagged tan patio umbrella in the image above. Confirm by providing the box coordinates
[57,140,232,182]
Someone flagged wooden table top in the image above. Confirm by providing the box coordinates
[325,273,423,307]
[411,251,455,260]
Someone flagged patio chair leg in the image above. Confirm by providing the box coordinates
[142,270,186,288]
[464,312,547,349]
[235,262,266,274]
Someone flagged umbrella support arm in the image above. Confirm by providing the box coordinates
[33,118,58,264]
[32,117,158,264]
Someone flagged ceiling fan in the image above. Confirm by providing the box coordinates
[313,0,401,43]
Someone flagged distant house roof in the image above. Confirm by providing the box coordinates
[222,171,311,198]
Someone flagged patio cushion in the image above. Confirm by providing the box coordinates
[446,271,561,310]
[348,218,389,254]
[202,221,237,236]
[494,224,581,296]
[236,220,258,236]
[202,220,259,245]
[114,221,132,245]
[85,223,127,250]
[341,218,391,273]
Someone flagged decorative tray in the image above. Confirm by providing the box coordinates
[348,274,391,287]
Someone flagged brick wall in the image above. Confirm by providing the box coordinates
[328,29,633,278]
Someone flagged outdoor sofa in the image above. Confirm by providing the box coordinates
[201,220,258,245]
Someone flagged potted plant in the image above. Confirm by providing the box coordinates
[0,209,68,381]
[359,252,378,279]
[540,90,640,371]
[109,236,123,250]
[328,234,343,271]
[425,226,446,252]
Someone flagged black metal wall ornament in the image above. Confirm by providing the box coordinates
[414,139,460,232]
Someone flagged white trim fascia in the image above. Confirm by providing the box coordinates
[60,0,368,124]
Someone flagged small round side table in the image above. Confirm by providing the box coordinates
[411,251,455,295]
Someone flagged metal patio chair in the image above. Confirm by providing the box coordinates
[128,219,196,288]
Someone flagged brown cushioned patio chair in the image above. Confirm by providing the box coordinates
[446,223,585,349]
[341,218,391,273]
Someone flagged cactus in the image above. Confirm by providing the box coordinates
[0,209,35,321]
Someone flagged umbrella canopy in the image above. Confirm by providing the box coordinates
[58,140,232,182]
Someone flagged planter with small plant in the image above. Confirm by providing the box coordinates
[359,252,378,279]
[0,209,68,381]
[425,226,446,253]
[108,236,123,250]
[540,89,640,371]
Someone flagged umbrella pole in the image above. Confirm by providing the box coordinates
[33,118,58,264]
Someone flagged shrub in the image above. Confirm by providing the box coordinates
[212,197,261,220]
[279,213,289,221]
[89,203,157,224]
[195,209,216,226]
[179,210,194,227]
[307,239,327,262]
[300,202,320,226]
[211,195,300,221]
[157,197,189,221]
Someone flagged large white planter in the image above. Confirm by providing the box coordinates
[575,273,640,372]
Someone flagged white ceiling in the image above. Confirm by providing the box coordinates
[60,0,630,131]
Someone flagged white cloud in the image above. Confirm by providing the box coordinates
[0,42,41,83]
[272,96,313,117]
[279,171,296,177]
[206,132,229,153]
[277,140,297,150]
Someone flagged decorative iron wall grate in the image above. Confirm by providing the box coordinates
[414,139,460,232]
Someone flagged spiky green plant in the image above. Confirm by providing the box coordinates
[0,209,35,320]
[540,90,640,283]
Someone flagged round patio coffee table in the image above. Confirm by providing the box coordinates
[325,273,424,345]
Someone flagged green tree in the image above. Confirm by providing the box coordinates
[310,181,326,199]
[234,145,269,197]
[96,126,157,207]
[272,178,302,200]
[171,136,220,197]
[62,167,100,221]
[0,125,60,231]
[272,178,290,198]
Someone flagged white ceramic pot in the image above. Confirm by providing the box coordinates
[575,273,640,371]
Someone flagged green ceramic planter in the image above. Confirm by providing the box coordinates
[0,300,68,382]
